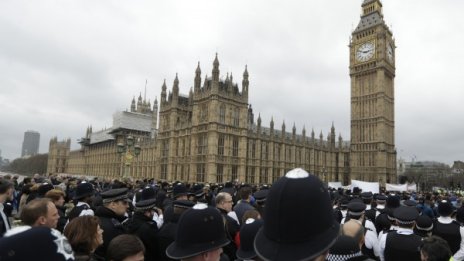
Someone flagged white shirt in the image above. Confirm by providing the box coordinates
[342,217,380,258]
[76,202,94,216]
[437,216,464,261]
[152,212,164,229]
[379,227,413,261]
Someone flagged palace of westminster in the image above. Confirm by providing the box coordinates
[47,0,397,185]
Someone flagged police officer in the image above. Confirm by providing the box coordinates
[67,182,95,221]
[127,198,161,261]
[158,199,195,261]
[94,188,130,259]
[361,192,376,222]
[379,206,422,261]
[166,204,230,261]
[254,168,340,261]
[432,200,464,259]
[343,200,380,259]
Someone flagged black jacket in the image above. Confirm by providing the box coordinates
[218,208,239,261]
[127,212,161,261]
[158,209,181,261]
[94,206,127,259]
[56,206,67,233]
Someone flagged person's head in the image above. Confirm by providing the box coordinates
[340,219,365,249]
[107,234,145,261]
[239,186,252,201]
[376,194,387,208]
[360,192,373,205]
[0,226,75,261]
[394,206,419,229]
[173,183,188,200]
[215,192,233,212]
[21,198,59,229]
[45,189,66,207]
[237,218,264,260]
[23,177,32,184]
[437,200,454,217]
[64,216,103,254]
[326,235,363,261]
[242,209,261,224]
[134,198,157,219]
[347,200,366,220]
[38,183,55,197]
[74,182,95,204]
[166,204,229,261]
[420,236,452,261]
[101,188,130,216]
[254,168,340,261]
[0,179,14,203]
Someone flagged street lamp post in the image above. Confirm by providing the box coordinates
[117,135,141,180]
[322,167,327,183]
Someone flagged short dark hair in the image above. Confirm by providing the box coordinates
[420,236,452,261]
[23,177,32,184]
[20,198,52,226]
[107,234,145,261]
[0,180,13,194]
[239,186,252,200]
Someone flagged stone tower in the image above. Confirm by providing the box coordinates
[349,0,396,184]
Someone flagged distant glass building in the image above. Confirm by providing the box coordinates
[22,130,40,157]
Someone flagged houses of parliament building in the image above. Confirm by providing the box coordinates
[47,0,397,185]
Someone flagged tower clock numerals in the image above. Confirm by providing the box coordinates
[356,42,375,62]
[387,43,394,62]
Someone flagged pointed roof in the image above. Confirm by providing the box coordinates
[243,65,249,77]
[213,53,219,67]
[196,62,201,74]
[355,0,385,33]
[162,79,167,91]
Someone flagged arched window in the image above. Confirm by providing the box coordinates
[219,104,226,124]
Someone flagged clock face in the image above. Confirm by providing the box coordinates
[387,43,394,62]
[356,42,375,62]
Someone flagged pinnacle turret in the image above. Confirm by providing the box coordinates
[212,53,220,82]
[194,62,201,92]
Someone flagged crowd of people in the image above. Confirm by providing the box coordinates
[0,170,463,261]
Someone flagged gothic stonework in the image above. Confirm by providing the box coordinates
[349,0,397,184]
[47,1,397,185]
[47,54,350,184]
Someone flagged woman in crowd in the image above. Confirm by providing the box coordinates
[64,216,103,261]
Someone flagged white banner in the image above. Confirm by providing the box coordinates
[407,183,417,192]
[328,182,343,189]
[386,183,408,192]
[385,183,417,192]
[351,180,379,194]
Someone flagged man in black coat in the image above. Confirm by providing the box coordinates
[215,192,240,261]
[94,188,130,260]
[0,180,14,237]
[127,198,161,261]
[157,199,195,261]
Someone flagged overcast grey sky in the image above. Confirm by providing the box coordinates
[1,0,463,165]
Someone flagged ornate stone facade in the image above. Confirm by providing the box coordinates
[47,1,396,185]
[47,137,70,174]
[349,0,397,184]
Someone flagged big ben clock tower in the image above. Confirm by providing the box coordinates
[350,0,396,184]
